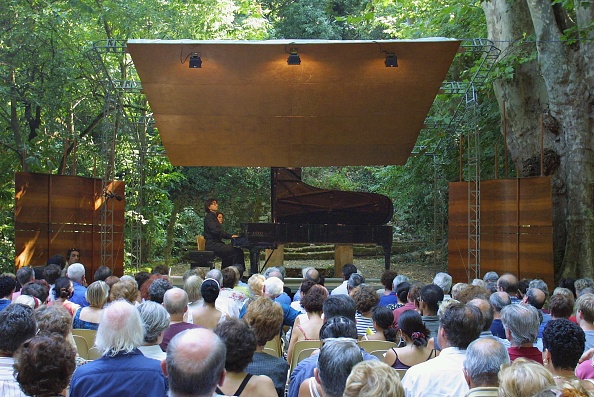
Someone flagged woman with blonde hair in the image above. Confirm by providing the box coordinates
[183,275,203,323]
[343,360,404,397]
[498,358,556,397]
[73,280,109,330]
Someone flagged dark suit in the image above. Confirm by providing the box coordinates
[203,211,244,268]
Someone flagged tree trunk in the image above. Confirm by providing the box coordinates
[482,0,594,279]
[163,199,182,266]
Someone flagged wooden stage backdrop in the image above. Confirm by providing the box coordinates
[448,177,554,288]
[14,172,125,281]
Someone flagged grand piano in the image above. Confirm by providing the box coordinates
[235,168,393,274]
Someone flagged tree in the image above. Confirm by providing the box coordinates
[482,0,594,277]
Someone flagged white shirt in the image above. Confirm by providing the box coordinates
[402,347,468,397]
[0,357,26,397]
[330,281,348,296]
[138,345,167,361]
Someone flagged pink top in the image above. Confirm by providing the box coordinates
[576,360,594,380]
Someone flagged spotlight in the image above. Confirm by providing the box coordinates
[287,48,301,65]
[189,53,202,68]
[385,53,398,67]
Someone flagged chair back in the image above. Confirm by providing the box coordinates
[264,334,282,358]
[289,340,321,373]
[196,236,206,250]
[72,328,97,350]
[87,347,103,360]
[395,368,408,380]
[72,335,89,360]
[358,340,398,354]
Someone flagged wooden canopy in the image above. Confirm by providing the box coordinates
[127,39,461,167]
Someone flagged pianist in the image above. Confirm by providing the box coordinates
[203,198,245,269]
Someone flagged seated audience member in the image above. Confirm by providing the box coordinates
[183,275,204,323]
[500,303,542,363]
[346,273,365,295]
[378,269,399,306]
[43,263,61,302]
[192,279,224,330]
[350,284,379,337]
[288,313,378,397]
[489,291,511,339]
[109,279,139,304]
[497,273,521,303]
[451,282,469,300]
[576,279,594,297]
[331,264,357,296]
[14,266,35,299]
[418,284,444,338]
[148,278,173,304]
[401,303,483,397]
[362,306,397,342]
[471,279,487,289]
[254,276,299,327]
[12,294,42,309]
[543,318,592,390]
[21,280,50,304]
[389,276,410,310]
[468,298,510,348]
[93,265,112,282]
[393,280,411,311]
[384,310,437,369]
[456,285,490,304]
[576,293,594,350]
[104,275,120,290]
[220,267,246,314]
[463,337,510,397]
[498,358,556,397]
[163,328,227,397]
[393,282,423,326]
[0,304,37,397]
[160,288,200,352]
[483,271,499,294]
[73,280,109,330]
[343,360,404,397]
[558,278,577,298]
[137,301,170,361]
[67,263,89,307]
[549,293,574,320]
[134,271,151,294]
[433,272,453,301]
[139,274,167,301]
[522,287,549,337]
[244,296,288,397]
[213,318,277,397]
[298,338,363,397]
[13,334,76,397]
[264,267,291,305]
[51,277,80,316]
[287,284,328,362]
[0,275,16,310]
[291,279,316,314]
[69,300,167,397]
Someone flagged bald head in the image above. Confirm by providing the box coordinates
[497,274,519,295]
[163,287,189,316]
[524,288,546,310]
[468,298,494,331]
[165,328,227,397]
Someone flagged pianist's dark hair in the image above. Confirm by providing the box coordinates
[204,198,217,213]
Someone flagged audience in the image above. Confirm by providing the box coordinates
[377,269,399,306]
[109,279,139,304]
[401,303,483,397]
[163,328,227,397]
[500,303,542,363]
[483,271,499,293]
[148,278,173,304]
[350,284,379,337]
[93,265,112,282]
[258,276,299,327]
[575,278,594,297]
[549,293,574,320]
[576,293,594,350]
[69,300,167,397]
[468,297,509,347]
[13,334,76,397]
[418,283,444,338]
[14,266,35,300]
[343,360,404,397]
[73,280,109,330]
[43,263,61,302]
[497,273,521,303]
[183,274,203,323]
[214,318,277,397]
[346,273,365,294]
[264,266,291,305]
[331,264,357,296]
[0,304,37,396]
[433,272,453,301]
[362,306,397,342]
[67,263,89,307]
[384,310,437,369]
[244,296,288,397]
[220,267,247,313]
[137,301,170,361]
[463,337,510,396]
[160,287,200,352]
[489,291,511,338]
[51,276,81,316]
[287,284,327,362]
[498,358,556,397]
[393,281,423,326]
[192,278,224,329]
[0,275,16,310]
[20,280,50,304]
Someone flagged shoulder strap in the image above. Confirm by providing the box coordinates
[215,387,224,395]
[235,373,253,395]
[391,348,399,366]
[309,377,321,397]
[427,349,436,360]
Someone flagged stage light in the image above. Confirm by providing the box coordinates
[189,53,202,68]
[287,48,301,65]
[385,53,398,67]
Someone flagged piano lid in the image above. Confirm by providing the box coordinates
[127,39,461,167]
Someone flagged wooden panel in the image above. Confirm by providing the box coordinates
[448,178,553,285]
[127,39,461,167]
[14,173,125,280]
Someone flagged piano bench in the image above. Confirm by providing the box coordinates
[189,250,215,269]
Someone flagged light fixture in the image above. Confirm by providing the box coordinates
[287,48,301,65]
[189,53,202,68]
[385,53,398,67]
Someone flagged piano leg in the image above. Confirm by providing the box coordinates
[249,247,261,275]
[384,245,391,270]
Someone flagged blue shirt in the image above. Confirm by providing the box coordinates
[0,299,11,311]
[275,292,292,306]
[69,349,167,397]
[378,292,398,308]
[240,298,299,327]
[70,282,89,308]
